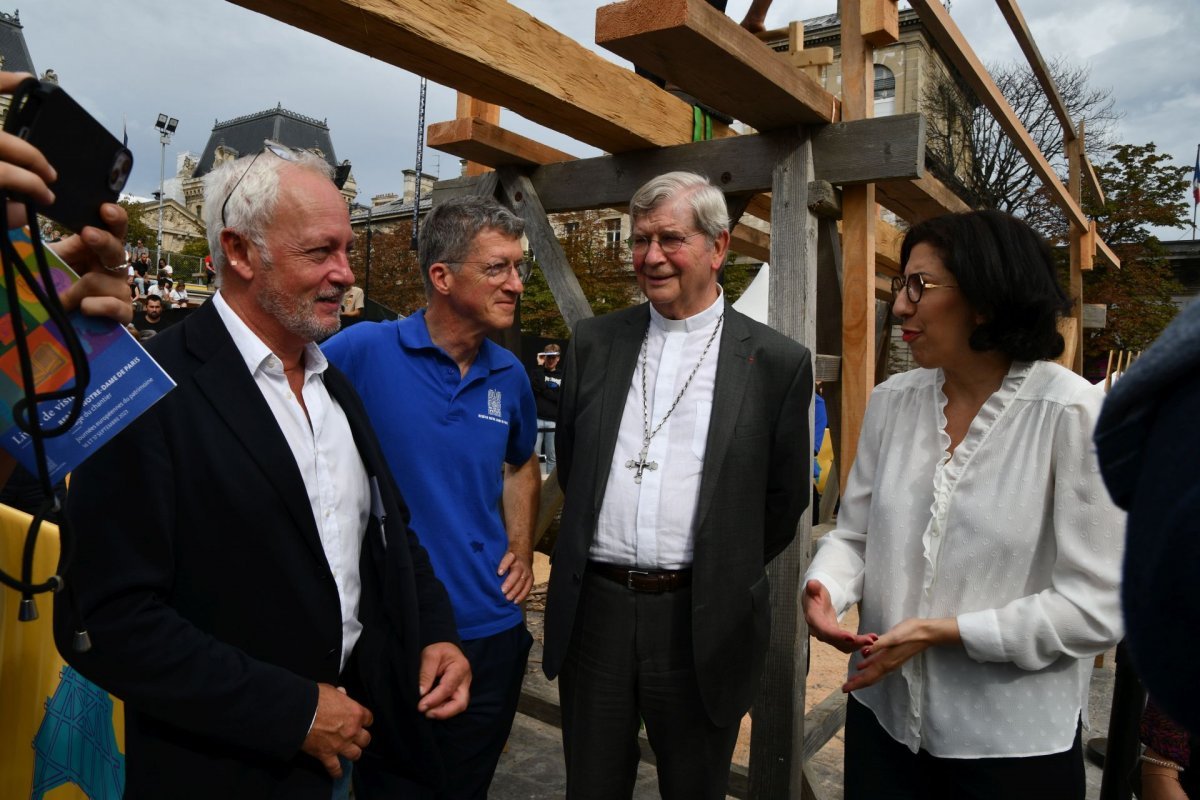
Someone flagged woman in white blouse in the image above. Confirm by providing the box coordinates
[803,210,1124,799]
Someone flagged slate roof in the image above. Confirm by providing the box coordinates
[350,195,433,225]
[793,8,922,48]
[191,105,340,177]
[0,10,36,75]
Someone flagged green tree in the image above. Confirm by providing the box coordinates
[924,58,1119,228]
[119,199,156,247]
[1083,142,1190,359]
[179,238,209,259]
[521,211,640,339]
[720,256,758,304]
[350,220,425,317]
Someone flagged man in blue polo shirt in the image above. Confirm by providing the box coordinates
[323,195,539,799]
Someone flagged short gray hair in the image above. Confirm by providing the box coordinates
[202,145,334,279]
[629,171,729,240]
[418,196,524,296]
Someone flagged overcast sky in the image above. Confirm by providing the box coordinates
[15,0,1199,240]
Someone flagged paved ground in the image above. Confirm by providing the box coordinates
[488,559,1120,799]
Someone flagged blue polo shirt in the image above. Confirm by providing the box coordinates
[322,309,536,640]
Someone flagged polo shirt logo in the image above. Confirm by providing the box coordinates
[477,388,509,426]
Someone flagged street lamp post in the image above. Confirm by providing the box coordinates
[153,113,179,272]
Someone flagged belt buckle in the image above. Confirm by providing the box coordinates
[627,569,652,590]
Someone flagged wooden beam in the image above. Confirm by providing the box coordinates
[1081,220,1096,271]
[495,168,594,330]
[1083,155,1105,206]
[596,0,839,128]
[428,117,575,169]
[877,172,972,223]
[1066,132,1084,373]
[993,0,1074,139]
[524,118,926,212]
[812,114,926,186]
[1077,119,1105,205]
[791,47,835,70]
[860,0,900,46]
[749,128,817,800]
[838,0,878,493]
[1096,235,1120,269]
[907,0,1089,230]
[229,0,722,154]
[802,691,849,763]
[432,116,924,269]
[731,223,771,261]
[432,111,962,225]
[534,471,563,550]
[1055,316,1079,371]
[875,217,904,274]
[746,193,773,223]
[787,21,825,81]
[455,94,501,176]
[807,181,841,219]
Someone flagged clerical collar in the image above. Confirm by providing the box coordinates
[649,286,724,333]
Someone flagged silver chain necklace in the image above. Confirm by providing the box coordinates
[625,313,724,484]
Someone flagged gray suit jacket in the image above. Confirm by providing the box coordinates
[543,301,812,726]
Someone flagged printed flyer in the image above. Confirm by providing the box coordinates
[0,227,175,482]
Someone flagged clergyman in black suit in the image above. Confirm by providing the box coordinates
[543,171,813,799]
[54,142,470,799]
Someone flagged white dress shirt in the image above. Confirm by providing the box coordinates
[591,290,724,569]
[806,359,1125,758]
[213,292,371,672]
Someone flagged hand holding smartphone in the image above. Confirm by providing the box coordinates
[2,75,133,234]
[0,71,132,322]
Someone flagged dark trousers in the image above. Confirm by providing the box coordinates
[558,571,740,800]
[355,622,532,800]
[844,695,1085,800]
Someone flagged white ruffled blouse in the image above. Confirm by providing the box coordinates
[806,360,1125,758]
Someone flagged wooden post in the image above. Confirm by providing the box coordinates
[837,0,877,489]
[748,128,817,799]
[456,93,501,176]
[494,167,594,330]
[1066,122,1085,373]
[815,217,844,519]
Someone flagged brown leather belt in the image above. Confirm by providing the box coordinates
[588,561,692,593]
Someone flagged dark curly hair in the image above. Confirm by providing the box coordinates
[900,210,1072,361]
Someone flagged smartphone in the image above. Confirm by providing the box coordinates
[3,78,133,234]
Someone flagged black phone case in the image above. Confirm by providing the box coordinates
[3,78,133,234]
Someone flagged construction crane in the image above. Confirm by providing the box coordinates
[411,77,427,251]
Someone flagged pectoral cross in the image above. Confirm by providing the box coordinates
[625,444,658,484]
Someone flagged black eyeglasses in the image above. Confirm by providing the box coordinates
[626,232,706,256]
[891,273,958,304]
[219,140,302,230]
[446,259,533,285]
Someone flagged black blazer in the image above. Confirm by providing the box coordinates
[543,302,813,726]
[54,300,458,799]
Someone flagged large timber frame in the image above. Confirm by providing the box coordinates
[231,1,1119,796]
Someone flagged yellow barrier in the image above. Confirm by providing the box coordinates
[0,503,125,799]
[816,427,834,495]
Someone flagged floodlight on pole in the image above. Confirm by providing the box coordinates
[154,113,178,272]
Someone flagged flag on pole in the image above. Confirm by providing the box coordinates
[122,114,128,148]
[1193,146,1200,205]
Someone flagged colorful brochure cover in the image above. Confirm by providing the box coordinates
[0,227,175,482]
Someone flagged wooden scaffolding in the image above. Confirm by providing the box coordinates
[231,0,1120,795]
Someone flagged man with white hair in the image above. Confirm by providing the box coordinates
[543,171,813,799]
[56,141,469,799]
